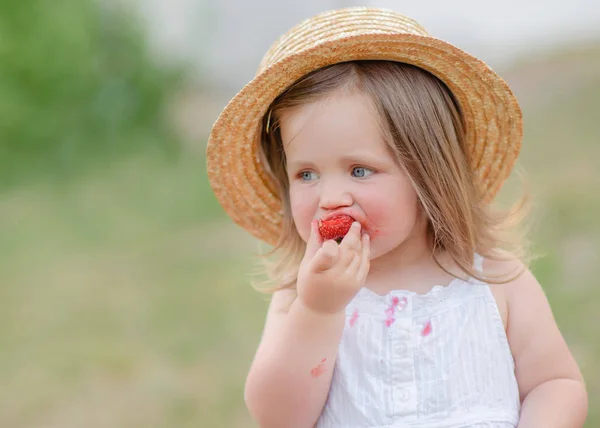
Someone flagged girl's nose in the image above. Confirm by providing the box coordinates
[318,180,353,210]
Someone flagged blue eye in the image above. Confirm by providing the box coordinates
[351,167,373,178]
[299,171,318,181]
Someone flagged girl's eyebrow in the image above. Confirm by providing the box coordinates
[286,160,316,171]
[338,152,389,165]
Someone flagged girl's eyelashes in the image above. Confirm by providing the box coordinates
[351,166,374,178]
[298,170,319,181]
[294,166,375,181]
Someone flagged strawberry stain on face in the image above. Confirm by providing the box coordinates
[310,358,327,378]
[349,309,359,327]
[421,320,433,336]
[358,217,379,237]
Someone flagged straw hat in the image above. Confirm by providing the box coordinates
[206,7,523,246]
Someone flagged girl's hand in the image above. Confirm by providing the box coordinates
[296,220,370,315]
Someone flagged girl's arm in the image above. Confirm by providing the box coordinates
[245,221,370,428]
[501,262,588,427]
[244,289,345,428]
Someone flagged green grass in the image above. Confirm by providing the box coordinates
[1,46,600,426]
[0,151,269,427]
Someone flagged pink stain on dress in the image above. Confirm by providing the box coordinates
[349,309,359,327]
[385,296,406,327]
[421,320,433,336]
[384,299,397,327]
[310,358,327,378]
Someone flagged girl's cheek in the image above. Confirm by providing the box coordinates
[289,188,315,241]
[360,191,417,235]
[360,192,393,221]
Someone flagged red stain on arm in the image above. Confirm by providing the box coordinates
[421,320,432,336]
[310,358,327,378]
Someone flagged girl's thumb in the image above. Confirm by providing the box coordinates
[304,219,323,258]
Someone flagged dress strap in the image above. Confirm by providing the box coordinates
[473,252,484,273]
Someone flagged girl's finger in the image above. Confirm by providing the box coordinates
[337,246,355,267]
[356,234,371,282]
[346,251,361,276]
[304,219,324,260]
[340,222,362,253]
[312,240,339,272]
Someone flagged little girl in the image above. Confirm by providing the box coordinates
[206,7,587,428]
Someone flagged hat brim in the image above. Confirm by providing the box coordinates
[206,33,522,246]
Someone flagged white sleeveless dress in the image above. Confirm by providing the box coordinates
[316,255,520,428]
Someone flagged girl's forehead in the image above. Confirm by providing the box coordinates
[281,89,388,158]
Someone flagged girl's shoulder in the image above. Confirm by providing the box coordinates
[480,254,527,331]
[481,254,584,402]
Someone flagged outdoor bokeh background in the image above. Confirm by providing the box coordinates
[1,0,599,426]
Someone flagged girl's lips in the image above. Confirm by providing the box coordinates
[321,210,358,224]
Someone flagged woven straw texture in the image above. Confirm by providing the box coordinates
[206,7,523,246]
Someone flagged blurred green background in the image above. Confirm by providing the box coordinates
[0,1,598,427]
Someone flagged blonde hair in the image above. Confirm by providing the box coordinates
[255,60,530,292]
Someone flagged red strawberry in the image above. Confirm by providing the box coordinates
[318,214,354,243]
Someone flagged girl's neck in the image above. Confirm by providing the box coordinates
[366,224,460,297]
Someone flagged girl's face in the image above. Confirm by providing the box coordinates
[281,88,425,261]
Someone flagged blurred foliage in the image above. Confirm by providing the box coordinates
[0,0,184,189]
